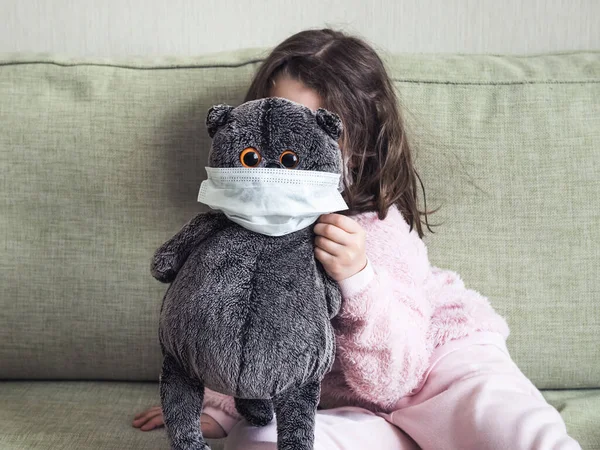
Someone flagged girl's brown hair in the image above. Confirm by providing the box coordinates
[245,28,434,238]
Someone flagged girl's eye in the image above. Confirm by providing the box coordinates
[240,147,262,168]
[280,150,299,169]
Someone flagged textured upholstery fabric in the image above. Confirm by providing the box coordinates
[0,51,262,381]
[543,389,600,448]
[394,54,600,388]
[398,53,600,390]
[0,381,597,450]
[0,51,598,392]
[0,381,223,450]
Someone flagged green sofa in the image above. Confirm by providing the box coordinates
[1,49,599,449]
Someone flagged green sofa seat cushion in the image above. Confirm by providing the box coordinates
[0,381,223,450]
[0,381,598,450]
[543,389,600,448]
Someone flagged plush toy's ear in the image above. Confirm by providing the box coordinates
[315,108,343,141]
[206,104,234,138]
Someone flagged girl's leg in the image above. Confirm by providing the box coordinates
[225,406,417,450]
[386,338,581,450]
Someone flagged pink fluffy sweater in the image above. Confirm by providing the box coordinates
[203,206,509,425]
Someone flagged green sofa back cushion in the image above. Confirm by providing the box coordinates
[1,51,599,388]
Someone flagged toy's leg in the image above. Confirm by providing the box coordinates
[273,380,320,450]
[160,354,209,450]
[234,397,274,426]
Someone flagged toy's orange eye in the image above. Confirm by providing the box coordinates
[240,147,262,168]
[280,150,299,169]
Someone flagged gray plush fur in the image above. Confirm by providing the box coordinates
[153,97,344,450]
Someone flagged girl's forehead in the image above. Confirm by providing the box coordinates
[269,76,323,112]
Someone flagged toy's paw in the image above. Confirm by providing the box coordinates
[235,398,274,427]
[151,251,178,283]
[170,438,210,450]
[172,444,210,450]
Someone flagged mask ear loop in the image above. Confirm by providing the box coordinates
[341,153,353,191]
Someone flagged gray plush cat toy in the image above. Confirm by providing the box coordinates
[151,97,348,450]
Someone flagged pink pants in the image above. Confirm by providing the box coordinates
[224,333,581,450]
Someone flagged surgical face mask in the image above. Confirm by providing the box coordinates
[197,167,348,236]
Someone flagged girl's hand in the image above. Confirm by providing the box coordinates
[132,407,226,438]
[314,214,367,281]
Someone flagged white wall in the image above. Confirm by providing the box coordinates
[1,0,599,56]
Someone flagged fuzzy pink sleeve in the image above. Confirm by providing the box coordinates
[425,266,510,348]
[333,208,433,410]
[202,389,241,434]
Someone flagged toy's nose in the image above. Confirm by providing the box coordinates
[265,162,281,169]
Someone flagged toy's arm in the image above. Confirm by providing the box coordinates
[151,211,226,283]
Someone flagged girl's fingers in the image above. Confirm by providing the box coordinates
[318,214,361,234]
[314,222,351,246]
[134,407,160,420]
[314,246,335,265]
[140,414,164,431]
[315,236,344,256]
[133,410,162,427]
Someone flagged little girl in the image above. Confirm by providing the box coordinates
[134,29,580,449]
